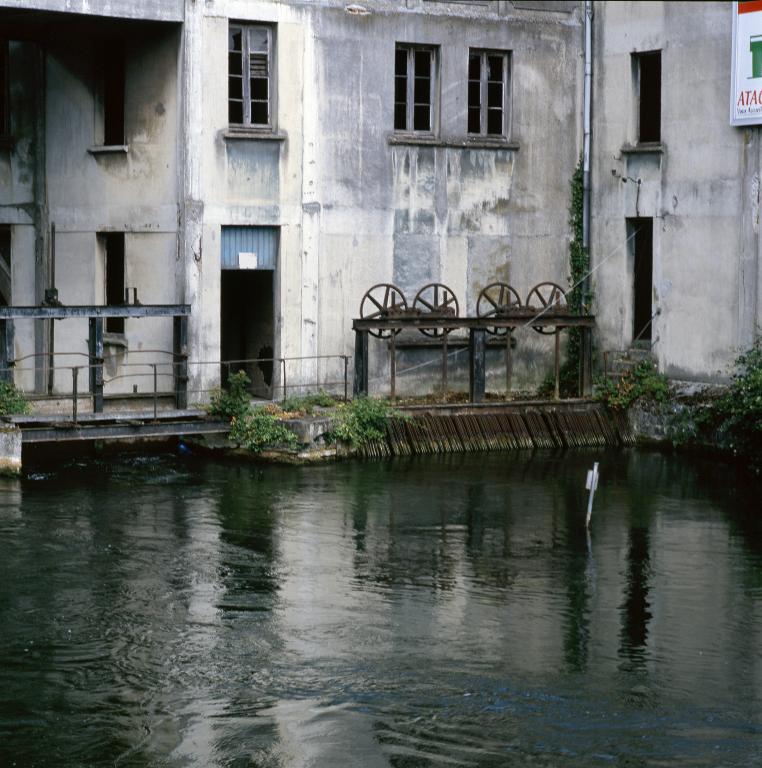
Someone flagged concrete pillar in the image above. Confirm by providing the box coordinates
[300,16,320,388]
[739,128,760,350]
[181,1,206,399]
[0,425,22,476]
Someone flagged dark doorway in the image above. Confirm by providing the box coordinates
[104,232,125,334]
[221,270,274,398]
[628,218,653,345]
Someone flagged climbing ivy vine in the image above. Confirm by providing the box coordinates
[557,158,591,396]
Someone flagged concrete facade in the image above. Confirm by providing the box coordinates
[1,0,757,404]
[592,1,762,382]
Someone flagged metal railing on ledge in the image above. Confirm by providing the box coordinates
[0,353,351,425]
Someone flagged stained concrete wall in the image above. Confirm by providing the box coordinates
[187,0,583,397]
[2,0,584,403]
[592,1,761,383]
[0,17,182,396]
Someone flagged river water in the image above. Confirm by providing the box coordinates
[1,448,761,767]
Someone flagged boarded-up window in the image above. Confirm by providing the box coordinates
[394,45,438,133]
[221,226,278,270]
[468,49,510,137]
[229,23,274,127]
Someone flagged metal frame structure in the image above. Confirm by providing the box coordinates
[353,312,595,402]
[0,304,190,411]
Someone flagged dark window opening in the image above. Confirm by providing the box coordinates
[229,23,274,127]
[394,45,436,133]
[103,41,125,145]
[628,217,653,344]
[0,40,8,137]
[468,49,509,137]
[0,226,10,307]
[104,232,125,334]
[636,51,660,143]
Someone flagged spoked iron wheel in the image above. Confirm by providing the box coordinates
[359,283,407,337]
[525,282,568,335]
[413,283,459,338]
[477,282,522,335]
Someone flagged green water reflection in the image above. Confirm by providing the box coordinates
[0,449,761,766]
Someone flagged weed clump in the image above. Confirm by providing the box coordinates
[0,381,30,417]
[595,359,669,411]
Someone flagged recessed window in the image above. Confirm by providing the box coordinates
[101,41,125,146]
[468,49,509,137]
[635,51,661,143]
[103,232,125,334]
[229,23,275,128]
[0,40,9,138]
[394,45,438,133]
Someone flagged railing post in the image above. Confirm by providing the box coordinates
[0,319,14,384]
[353,330,368,398]
[152,363,158,421]
[88,317,104,413]
[469,328,486,404]
[173,315,188,409]
[343,355,348,401]
[72,366,78,424]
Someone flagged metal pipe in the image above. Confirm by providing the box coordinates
[281,358,287,402]
[390,333,396,402]
[582,0,593,297]
[343,355,348,401]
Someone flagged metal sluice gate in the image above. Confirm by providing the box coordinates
[356,404,634,459]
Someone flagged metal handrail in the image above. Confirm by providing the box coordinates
[0,353,351,423]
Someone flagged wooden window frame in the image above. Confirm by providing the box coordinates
[467,49,510,138]
[394,44,439,135]
[228,22,276,130]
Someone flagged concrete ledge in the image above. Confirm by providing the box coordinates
[0,425,22,476]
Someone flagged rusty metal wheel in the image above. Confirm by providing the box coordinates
[359,283,408,337]
[413,282,459,337]
[525,282,568,334]
[477,282,522,335]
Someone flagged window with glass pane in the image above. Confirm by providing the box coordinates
[228,23,274,128]
[467,49,509,137]
[394,45,437,133]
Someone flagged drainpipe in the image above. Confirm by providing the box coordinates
[582,0,593,304]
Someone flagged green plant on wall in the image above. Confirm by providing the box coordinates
[0,381,30,417]
[539,158,591,398]
[595,359,669,411]
[699,339,762,464]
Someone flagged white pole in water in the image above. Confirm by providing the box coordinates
[585,462,599,528]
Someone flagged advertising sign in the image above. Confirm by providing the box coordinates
[732,1,762,125]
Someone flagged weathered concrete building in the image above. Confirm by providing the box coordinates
[0,0,757,406]
[592,0,762,382]
[0,0,583,403]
